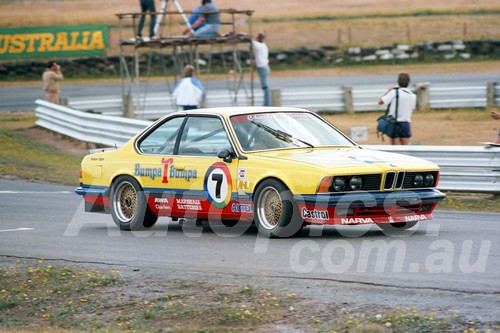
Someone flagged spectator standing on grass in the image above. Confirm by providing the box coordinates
[252,32,271,106]
[172,65,205,110]
[137,0,157,41]
[491,111,500,144]
[43,61,63,104]
[184,0,220,38]
[378,73,416,145]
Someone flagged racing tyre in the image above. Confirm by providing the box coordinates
[253,179,303,238]
[110,176,158,231]
[377,221,418,231]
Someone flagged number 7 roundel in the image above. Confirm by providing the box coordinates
[204,162,233,208]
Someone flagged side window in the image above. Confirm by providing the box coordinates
[138,117,184,155]
[178,117,232,156]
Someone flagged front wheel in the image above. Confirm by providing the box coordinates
[110,176,158,231]
[253,179,303,238]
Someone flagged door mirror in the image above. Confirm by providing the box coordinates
[217,149,234,163]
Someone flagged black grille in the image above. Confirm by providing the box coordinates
[403,171,439,189]
[362,174,382,191]
[384,172,396,190]
[395,171,405,189]
[328,174,381,192]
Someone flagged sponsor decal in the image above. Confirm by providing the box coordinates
[153,158,197,183]
[134,164,162,180]
[161,158,173,183]
[341,217,374,225]
[204,162,233,209]
[246,113,308,122]
[176,198,202,211]
[237,180,250,196]
[405,214,427,222]
[169,165,197,182]
[302,208,330,220]
[0,25,108,60]
[231,203,252,213]
[154,198,169,203]
[238,168,247,180]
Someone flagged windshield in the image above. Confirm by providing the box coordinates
[229,112,354,152]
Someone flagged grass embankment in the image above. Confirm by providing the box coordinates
[0,113,82,186]
[1,259,488,332]
[0,0,498,52]
[1,111,499,211]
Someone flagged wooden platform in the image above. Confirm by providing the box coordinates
[120,34,252,48]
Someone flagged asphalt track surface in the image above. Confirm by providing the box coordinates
[1,72,499,112]
[0,179,499,323]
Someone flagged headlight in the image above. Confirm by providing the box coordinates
[413,174,424,187]
[349,176,363,191]
[333,177,346,192]
[424,174,435,187]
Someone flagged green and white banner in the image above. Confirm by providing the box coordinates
[0,25,108,61]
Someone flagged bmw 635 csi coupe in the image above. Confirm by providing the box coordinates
[76,107,445,237]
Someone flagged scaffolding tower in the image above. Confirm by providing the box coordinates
[116,2,255,118]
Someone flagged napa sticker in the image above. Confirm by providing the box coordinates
[204,162,232,209]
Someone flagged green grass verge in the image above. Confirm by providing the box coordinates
[439,192,500,212]
[1,259,490,332]
[0,114,81,186]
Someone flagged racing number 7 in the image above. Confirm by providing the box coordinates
[211,174,223,199]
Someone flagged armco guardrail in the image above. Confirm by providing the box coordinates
[35,100,152,147]
[68,82,497,119]
[35,100,500,193]
[365,145,500,193]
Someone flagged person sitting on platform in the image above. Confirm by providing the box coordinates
[184,0,220,38]
[172,65,205,110]
[188,1,206,32]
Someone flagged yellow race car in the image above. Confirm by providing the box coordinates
[76,107,445,237]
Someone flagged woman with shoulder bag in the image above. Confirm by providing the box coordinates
[378,73,416,145]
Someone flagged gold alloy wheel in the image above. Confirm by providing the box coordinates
[256,186,283,230]
[113,181,138,222]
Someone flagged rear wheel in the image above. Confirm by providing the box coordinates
[110,176,158,231]
[253,179,303,238]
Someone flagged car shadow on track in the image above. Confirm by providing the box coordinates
[128,220,427,239]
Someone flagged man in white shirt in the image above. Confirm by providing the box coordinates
[378,73,416,145]
[173,65,205,110]
[252,33,270,106]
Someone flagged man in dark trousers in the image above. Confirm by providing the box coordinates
[137,0,157,41]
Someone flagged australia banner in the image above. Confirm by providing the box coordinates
[0,25,108,61]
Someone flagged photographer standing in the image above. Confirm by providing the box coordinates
[378,73,416,145]
[42,61,64,104]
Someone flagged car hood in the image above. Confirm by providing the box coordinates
[254,147,438,172]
